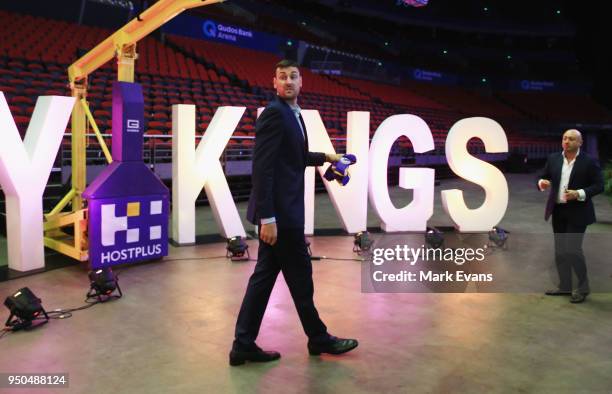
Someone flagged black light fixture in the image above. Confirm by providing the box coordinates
[488,227,508,248]
[4,287,49,331]
[88,267,122,301]
[353,231,373,254]
[226,236,250,261]
[425,227,444,249]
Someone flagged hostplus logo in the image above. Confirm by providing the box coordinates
[100,200,164,263]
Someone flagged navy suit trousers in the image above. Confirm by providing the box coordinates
[234,228,328,349]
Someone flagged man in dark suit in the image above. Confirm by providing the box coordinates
[537,129,603,303]
[230,60,358,366]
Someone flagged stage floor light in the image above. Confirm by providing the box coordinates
[425,227,444,249]
[88,267,123,301]
[488,227,509,248]
[226,236,250,261]
[4,287,49,331]
[353,231,373,254]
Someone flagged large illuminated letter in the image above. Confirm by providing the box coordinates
[0,94,74,271]
[441,117,508,232]
[301,110,369,234]
[369,114,435,232]
[171,105,246,244]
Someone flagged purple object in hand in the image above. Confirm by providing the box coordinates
[324,154,357,186]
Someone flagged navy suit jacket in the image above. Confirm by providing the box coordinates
[246,97,326,229]
[538,151,603,225]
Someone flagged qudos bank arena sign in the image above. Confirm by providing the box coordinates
[0,87,508,271]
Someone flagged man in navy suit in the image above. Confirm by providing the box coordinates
[537,129,603,303]
[230,60,358,366]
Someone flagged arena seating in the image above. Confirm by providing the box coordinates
[401,80,525,120]
[334,76,447,110]
[167,35,368,99]
[498,91,612,124]
[1,8,603,161]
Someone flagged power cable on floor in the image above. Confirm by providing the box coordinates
[1,289,122,340]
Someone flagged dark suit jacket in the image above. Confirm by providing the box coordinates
[537,151,603,225]
[246,97,326,229]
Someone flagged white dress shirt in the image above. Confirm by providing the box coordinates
[538,150,586,203]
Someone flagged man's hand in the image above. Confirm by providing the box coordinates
[564,189,579,201]
[260,222,277,245]
[538,179,551,191]
[325,153,343,163]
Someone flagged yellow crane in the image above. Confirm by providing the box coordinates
[44,0,225,261]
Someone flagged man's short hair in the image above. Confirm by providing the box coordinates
[275,59,299,72]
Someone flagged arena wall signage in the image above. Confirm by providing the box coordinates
[163,15,283,54]
[510,79,589,94]
[519,80,556,91]
[410,68,457,84]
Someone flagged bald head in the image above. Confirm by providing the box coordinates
[562,129,582,154]
[564,129,582,141]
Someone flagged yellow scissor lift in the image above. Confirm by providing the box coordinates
[44,0,225,262]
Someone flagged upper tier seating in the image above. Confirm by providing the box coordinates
[499,91,612,123]
[167,35,369,100]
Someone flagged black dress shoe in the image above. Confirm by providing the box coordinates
[308,336,358,355]
[570,291,587,304]
[229,344,281,366]
[545,289,572,296]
